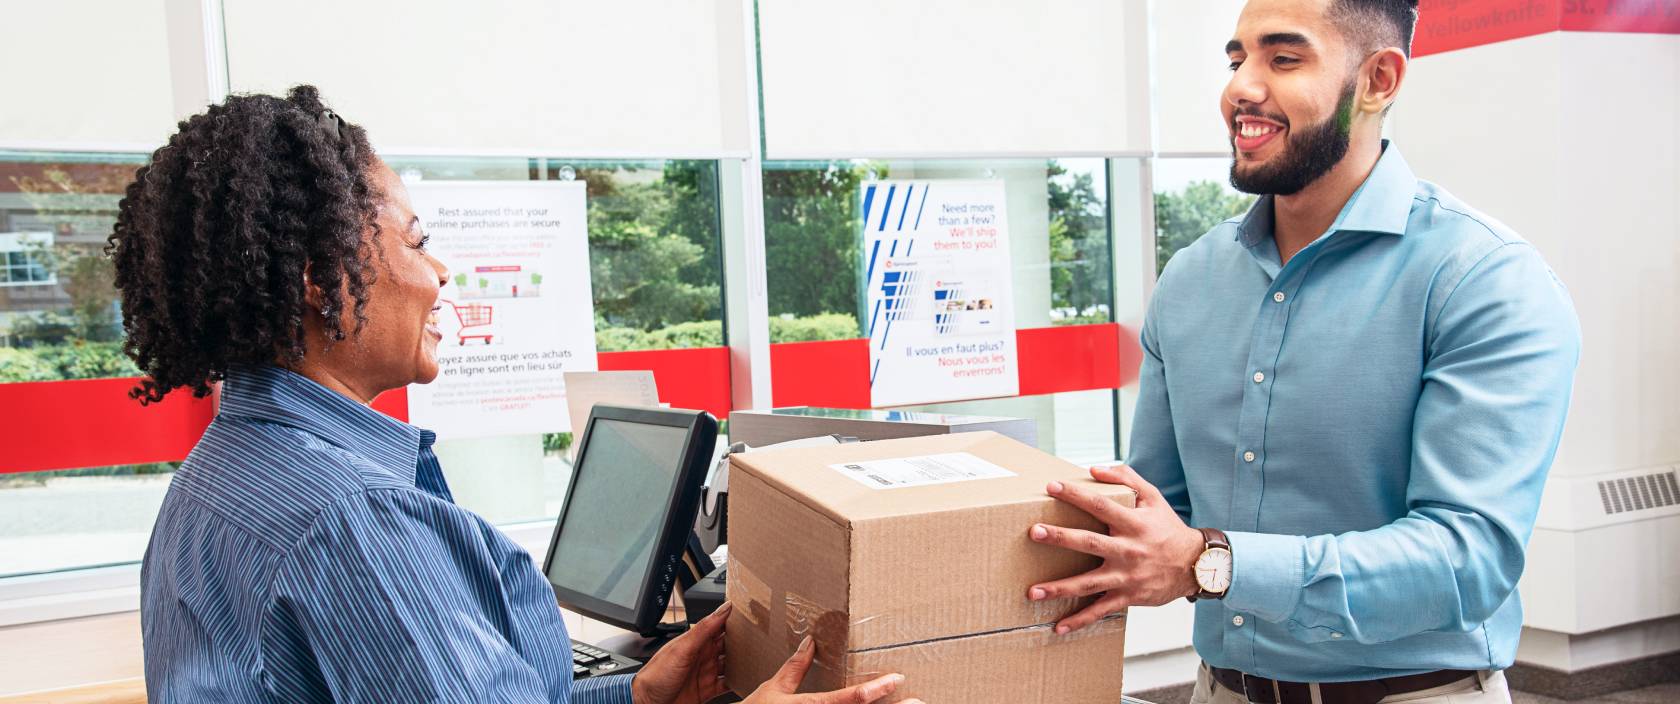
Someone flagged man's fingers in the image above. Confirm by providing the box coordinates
[1055,592,1128,635]
[1091,463,1164,504]
[1029,523,1118,559]
[1027,569,1117,602]
[769,636,816,692]
[805,673,905,704]
[1046,480,1133,526]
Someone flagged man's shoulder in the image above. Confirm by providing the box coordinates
[1159,215,1252,283]
[1404,179,1531,260]
[1402,179,1565,301]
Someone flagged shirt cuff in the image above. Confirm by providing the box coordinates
[1222,530,1306,624]
[571,672,637,703]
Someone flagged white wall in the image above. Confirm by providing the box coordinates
[1393,31,1680,483]
[1391,28,1680,668]
[222,0,752,157]
[757,0,1152,158]
[0,0,179,149]
[1151,0,1244,155]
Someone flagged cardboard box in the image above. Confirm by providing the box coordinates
[724,431,1133,703]
[727,407,1038,449]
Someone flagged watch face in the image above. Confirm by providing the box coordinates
[1195,547,1233,594]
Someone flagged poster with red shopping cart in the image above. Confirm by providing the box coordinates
[401,180,598,439]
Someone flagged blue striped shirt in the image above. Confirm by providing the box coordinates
[141,365,634,703]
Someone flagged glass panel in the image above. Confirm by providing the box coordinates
[1151,157,1256,275]
[383,156,725,524]
[0,152,144,376]
[762,157,1120,460]
[0,464,177,578]
[1,154,726,578]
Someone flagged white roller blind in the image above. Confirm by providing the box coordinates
[1152,0,1244,155]
[223,0,749,157]
[1,0,178,149]
[758,0,1151,158]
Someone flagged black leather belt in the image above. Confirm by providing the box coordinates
[1209,665,1478,704]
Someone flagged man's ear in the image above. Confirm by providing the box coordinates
[1360,47,1408,116]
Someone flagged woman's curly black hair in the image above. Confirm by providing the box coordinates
[107,85,381,404]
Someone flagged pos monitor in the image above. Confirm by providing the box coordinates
[541,405,717,638]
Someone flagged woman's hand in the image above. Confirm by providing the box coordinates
[630,604,730,704]
[743,635,922,704]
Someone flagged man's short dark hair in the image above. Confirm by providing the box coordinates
[1330,0,1420,58]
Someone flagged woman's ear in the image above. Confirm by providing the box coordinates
[301,266,328,317]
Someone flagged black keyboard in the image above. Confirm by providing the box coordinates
[571,641,644,679]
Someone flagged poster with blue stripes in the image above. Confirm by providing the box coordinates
[862,179,1018,407]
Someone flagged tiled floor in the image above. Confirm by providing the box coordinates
[1513,683,1680,704]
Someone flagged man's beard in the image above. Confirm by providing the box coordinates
[1229,79,1356,196]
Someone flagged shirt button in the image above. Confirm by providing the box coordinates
[1331,632,1343,639]
[1243,451,1256,463]
[1253,371,1265,383]
[1232,615,1245,627]
[1273,291,1286,303]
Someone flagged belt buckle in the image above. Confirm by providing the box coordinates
[1241,673,1283,704]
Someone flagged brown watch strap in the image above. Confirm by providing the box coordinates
[1193,527,1232,600]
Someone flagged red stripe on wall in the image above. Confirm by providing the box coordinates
[1414,1,1678,58]
[1414,0,1561,57]
[599,346,734,421]
[769,323,1140,409]
[1560,0,1680,33]
[1,324,1143,474]
[0,377,214,475]
[771,338,872,409]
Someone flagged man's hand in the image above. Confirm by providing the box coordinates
[744,635,922,704]
[1027,464,1206,634]
[631,603,730,704]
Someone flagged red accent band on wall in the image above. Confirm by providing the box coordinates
[769,323,1140,409]
[0,323,1141,475]
[598,346,734,421]
[1414,0,1680,58]
[0,377,215,475]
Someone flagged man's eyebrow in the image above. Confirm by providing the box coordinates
[1260,32,1313,49]
[1226,39,1243,54]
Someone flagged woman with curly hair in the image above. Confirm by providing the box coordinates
[112,86,911,704]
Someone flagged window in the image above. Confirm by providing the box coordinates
[762,158,1123,463]
[1152,158,1256,274]
[383,156,727,525]
[0,154,730,575]
[0,152,162,578]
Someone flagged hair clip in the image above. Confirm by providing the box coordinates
[317,109,345,142]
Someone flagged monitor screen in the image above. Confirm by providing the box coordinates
[545,417,691,610]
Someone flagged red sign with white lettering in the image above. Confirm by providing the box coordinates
[1415,0,1678,58]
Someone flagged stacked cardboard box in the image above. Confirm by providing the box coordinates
[724,431,1132,703]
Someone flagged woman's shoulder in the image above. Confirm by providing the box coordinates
[178,416,421,547]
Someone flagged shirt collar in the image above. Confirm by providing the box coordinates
[1236,140,1418,248]
[219,365,423,483]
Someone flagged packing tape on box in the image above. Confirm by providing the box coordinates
[728,560,772,629]
[785,590,849,679]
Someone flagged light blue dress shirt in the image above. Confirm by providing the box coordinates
[141,365,634,703]
[1129,143,1580,683]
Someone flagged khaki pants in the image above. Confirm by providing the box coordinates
[1190,663,1512,704]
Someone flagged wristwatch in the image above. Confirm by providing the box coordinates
[1191,527,1232,600]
